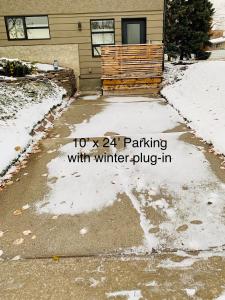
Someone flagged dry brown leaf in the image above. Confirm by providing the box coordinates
[13,209,22,216]
[15,146,22,152]
[11,255,21,261]
[52,256,60,262]
[6,181,13,186]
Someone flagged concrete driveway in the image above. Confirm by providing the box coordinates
[0,95,225,299]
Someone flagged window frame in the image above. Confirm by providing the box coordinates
[4,15,51,41]
[90,19,115,57]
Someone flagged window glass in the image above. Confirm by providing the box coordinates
[7,17,25,39]
[5,16,50,40]
[93,46,101,56]
[27,28,50,39]
[127,23,141,44]
[92,33,114,45]
[90,19,115,57]
[25,16,49,28]
[91,20,114,32]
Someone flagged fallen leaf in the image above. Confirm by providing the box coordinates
[13,209,22,216]
[52,256,60,262]
[13,238,24,245]
[22,204,30,211]
[11,255,21,261]
[23,230,32,236]
[15,146,22,152]
[6,181,13,186]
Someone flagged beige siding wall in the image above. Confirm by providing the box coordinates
[211,43,225,50]
[0,44,80,76]
[0,0,164,15]
[0,0,164,90]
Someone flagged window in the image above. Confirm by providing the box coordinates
[90,19,115,57]
[5,16,50,40]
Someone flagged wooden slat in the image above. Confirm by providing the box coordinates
[103,77,162,86]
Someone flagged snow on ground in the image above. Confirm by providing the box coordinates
[210,36,225,44]
[69,100,183,137]
[216,291,225,300]
[0,80,65,176]
[163,63,193,86]
[82,95,101,101]
[162,61,225,155]
[36,98,225,252]
[35,63,64,72]
[106,290,143,300]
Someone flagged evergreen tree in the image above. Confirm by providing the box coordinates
[165,0,215,60]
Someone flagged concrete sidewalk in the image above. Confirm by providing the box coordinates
[0,96,225,299]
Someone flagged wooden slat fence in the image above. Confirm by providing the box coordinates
[101,44,164,95]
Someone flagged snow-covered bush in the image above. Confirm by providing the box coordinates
[0,59,33,77]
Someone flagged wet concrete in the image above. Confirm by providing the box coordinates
[1,254,225,300]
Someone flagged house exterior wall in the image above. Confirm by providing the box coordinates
[0,44,80,78]
[211,42,225,50]
[0,0,164,90]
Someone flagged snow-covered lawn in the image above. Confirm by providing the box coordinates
[0,79,65,176]
[162,61,225,155]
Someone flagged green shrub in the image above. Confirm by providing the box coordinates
[0,59,33,77]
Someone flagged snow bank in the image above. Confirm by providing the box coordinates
[0,81,65,176]
[162,61,225,155]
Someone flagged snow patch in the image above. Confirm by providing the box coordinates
[35,63,64,72]
[82,95,101,101]
[185,288,196,297]
[106,290,142,300]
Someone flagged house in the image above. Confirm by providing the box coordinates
[210,36,225,50]
[0,0,164,91]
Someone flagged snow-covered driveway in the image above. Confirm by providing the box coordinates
[1,95,225,256]
[35,96,225,253]
[1,95,225,299]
